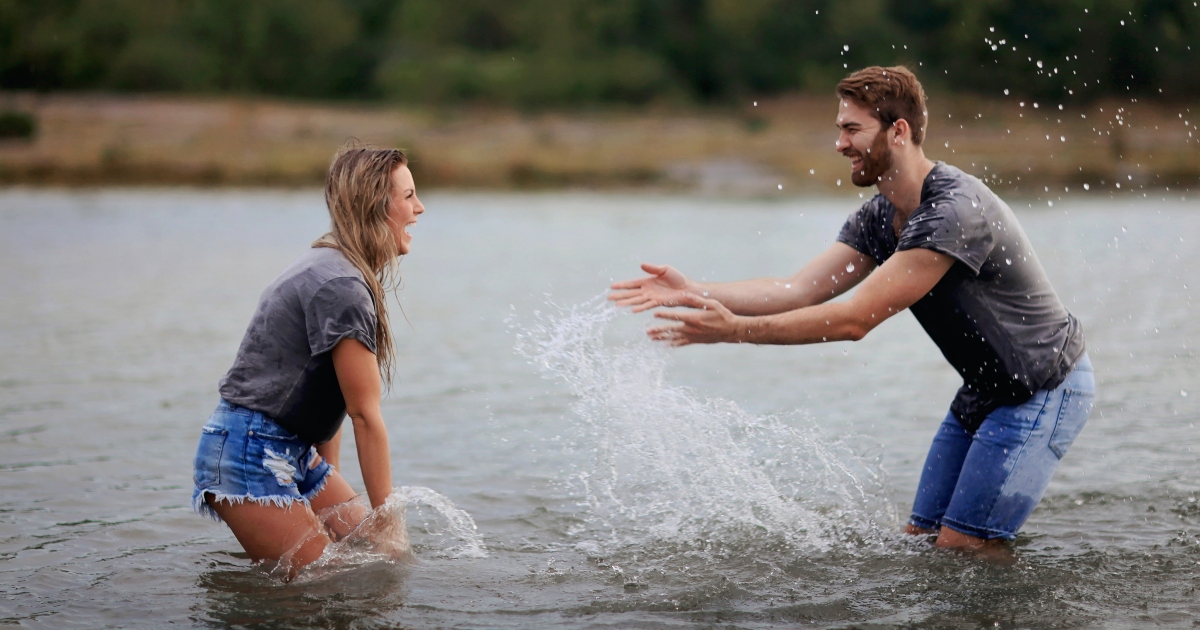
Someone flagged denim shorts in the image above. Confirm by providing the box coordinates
[191,400,332,522]
[909,354,1095,540]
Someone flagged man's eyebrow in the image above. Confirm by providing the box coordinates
[837,121,862,130]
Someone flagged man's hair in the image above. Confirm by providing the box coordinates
[836,66,927,145]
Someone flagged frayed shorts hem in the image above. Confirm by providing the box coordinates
[192,471,331,524]
[191,400,333,524]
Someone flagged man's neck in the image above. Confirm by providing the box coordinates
[876,151,936,218]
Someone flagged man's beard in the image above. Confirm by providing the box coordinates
[850,129,894,187]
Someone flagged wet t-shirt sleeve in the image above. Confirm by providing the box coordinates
[836,195,893,264]
[896,189,994,275]
[305,277,378,356]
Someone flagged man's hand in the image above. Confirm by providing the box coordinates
[646,292,742,346]
[609,263,694,313]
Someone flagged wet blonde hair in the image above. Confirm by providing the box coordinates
[313,145,407,383]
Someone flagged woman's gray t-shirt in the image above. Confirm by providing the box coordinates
[219,247,377,444]
[837,162,1085,432]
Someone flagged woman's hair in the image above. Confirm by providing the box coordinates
[313,144,407,383]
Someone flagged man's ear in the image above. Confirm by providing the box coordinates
[891,118,913,146]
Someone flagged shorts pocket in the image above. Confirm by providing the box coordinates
[193,426,229,488]
[1049,388,1094,459]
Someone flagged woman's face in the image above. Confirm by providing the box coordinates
[386,165,424,255]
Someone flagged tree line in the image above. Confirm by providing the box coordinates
[3,0,1198,105]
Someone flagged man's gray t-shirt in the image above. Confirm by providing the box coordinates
[837,162,1085,432]
[219,247,377,444]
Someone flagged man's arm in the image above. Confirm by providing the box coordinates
[331,337,393,509]
[647,248,954,346]
[609,243,875,316]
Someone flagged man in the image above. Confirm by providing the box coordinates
[609,66,1094,552]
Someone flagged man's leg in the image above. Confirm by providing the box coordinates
[907,411,973,535]
[938,360,1094,549]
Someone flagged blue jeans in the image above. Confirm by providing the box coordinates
[909,354,1095,540]
[191,400,332,522]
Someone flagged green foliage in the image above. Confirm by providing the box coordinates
[0,110,35,138]
[1,0,1198,104]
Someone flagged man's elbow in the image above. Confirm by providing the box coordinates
[841,316,880,342]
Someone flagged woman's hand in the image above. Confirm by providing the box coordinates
[609,263,695,313]
[646,292,744,346]
[332,338,393,509]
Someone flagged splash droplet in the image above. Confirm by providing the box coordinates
[845,263,856,272]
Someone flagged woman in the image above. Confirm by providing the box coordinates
[191,146,423,576]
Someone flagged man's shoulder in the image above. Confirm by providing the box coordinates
[850,192,892,219]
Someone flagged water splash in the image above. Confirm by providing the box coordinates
[283,486,486,583]
[514,297,899,561]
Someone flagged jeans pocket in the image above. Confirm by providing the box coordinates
[193,426,229,488]
[1049,389,1094,459]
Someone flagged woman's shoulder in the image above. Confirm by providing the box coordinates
[283,247,367,284]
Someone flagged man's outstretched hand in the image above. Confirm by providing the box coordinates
[646,292,741,346]
[608,263,694,313]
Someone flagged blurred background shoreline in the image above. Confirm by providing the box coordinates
[2,90,1196,195]
[4,0,1200,194]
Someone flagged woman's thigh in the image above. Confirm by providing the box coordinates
[308,467,369,540]
[208,497,329,575]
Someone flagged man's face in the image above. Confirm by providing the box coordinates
[835,99,894,187]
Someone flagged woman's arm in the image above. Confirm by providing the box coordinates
[331,337,393,509]
[315,426,342,470]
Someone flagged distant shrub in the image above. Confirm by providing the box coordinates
[0,112,36,139]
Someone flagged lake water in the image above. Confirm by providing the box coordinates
[0,188,1197,628]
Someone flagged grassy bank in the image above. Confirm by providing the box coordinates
[1,92,1197,195]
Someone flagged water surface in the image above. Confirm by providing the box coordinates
[0,188,1197,628]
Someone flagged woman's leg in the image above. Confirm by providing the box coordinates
[306,466,368,541]
[206,496,329,579]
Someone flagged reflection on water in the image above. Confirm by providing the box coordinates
[0,189,1197,627]
[196,561,409,628]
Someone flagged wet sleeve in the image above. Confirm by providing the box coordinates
[895,192,993,275]
[836,203,878,260]
[305,277,378,356]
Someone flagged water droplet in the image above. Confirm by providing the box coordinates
[777,184,783,190]
[1004,89,1010,95]
[1121,226,1128,232]
[784,283,791,289]
[1005,258,1012,265]
[845,263,856,272]
[843,44,850,51]
[702,291,709,297]
[1182,390,1189,397]
[809,169,815,175]
[1036,60,1043,68]
[1084,183,1090,190]
[1060,135,1066,142]
[836,179,842,186]
[753,101,758,106]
